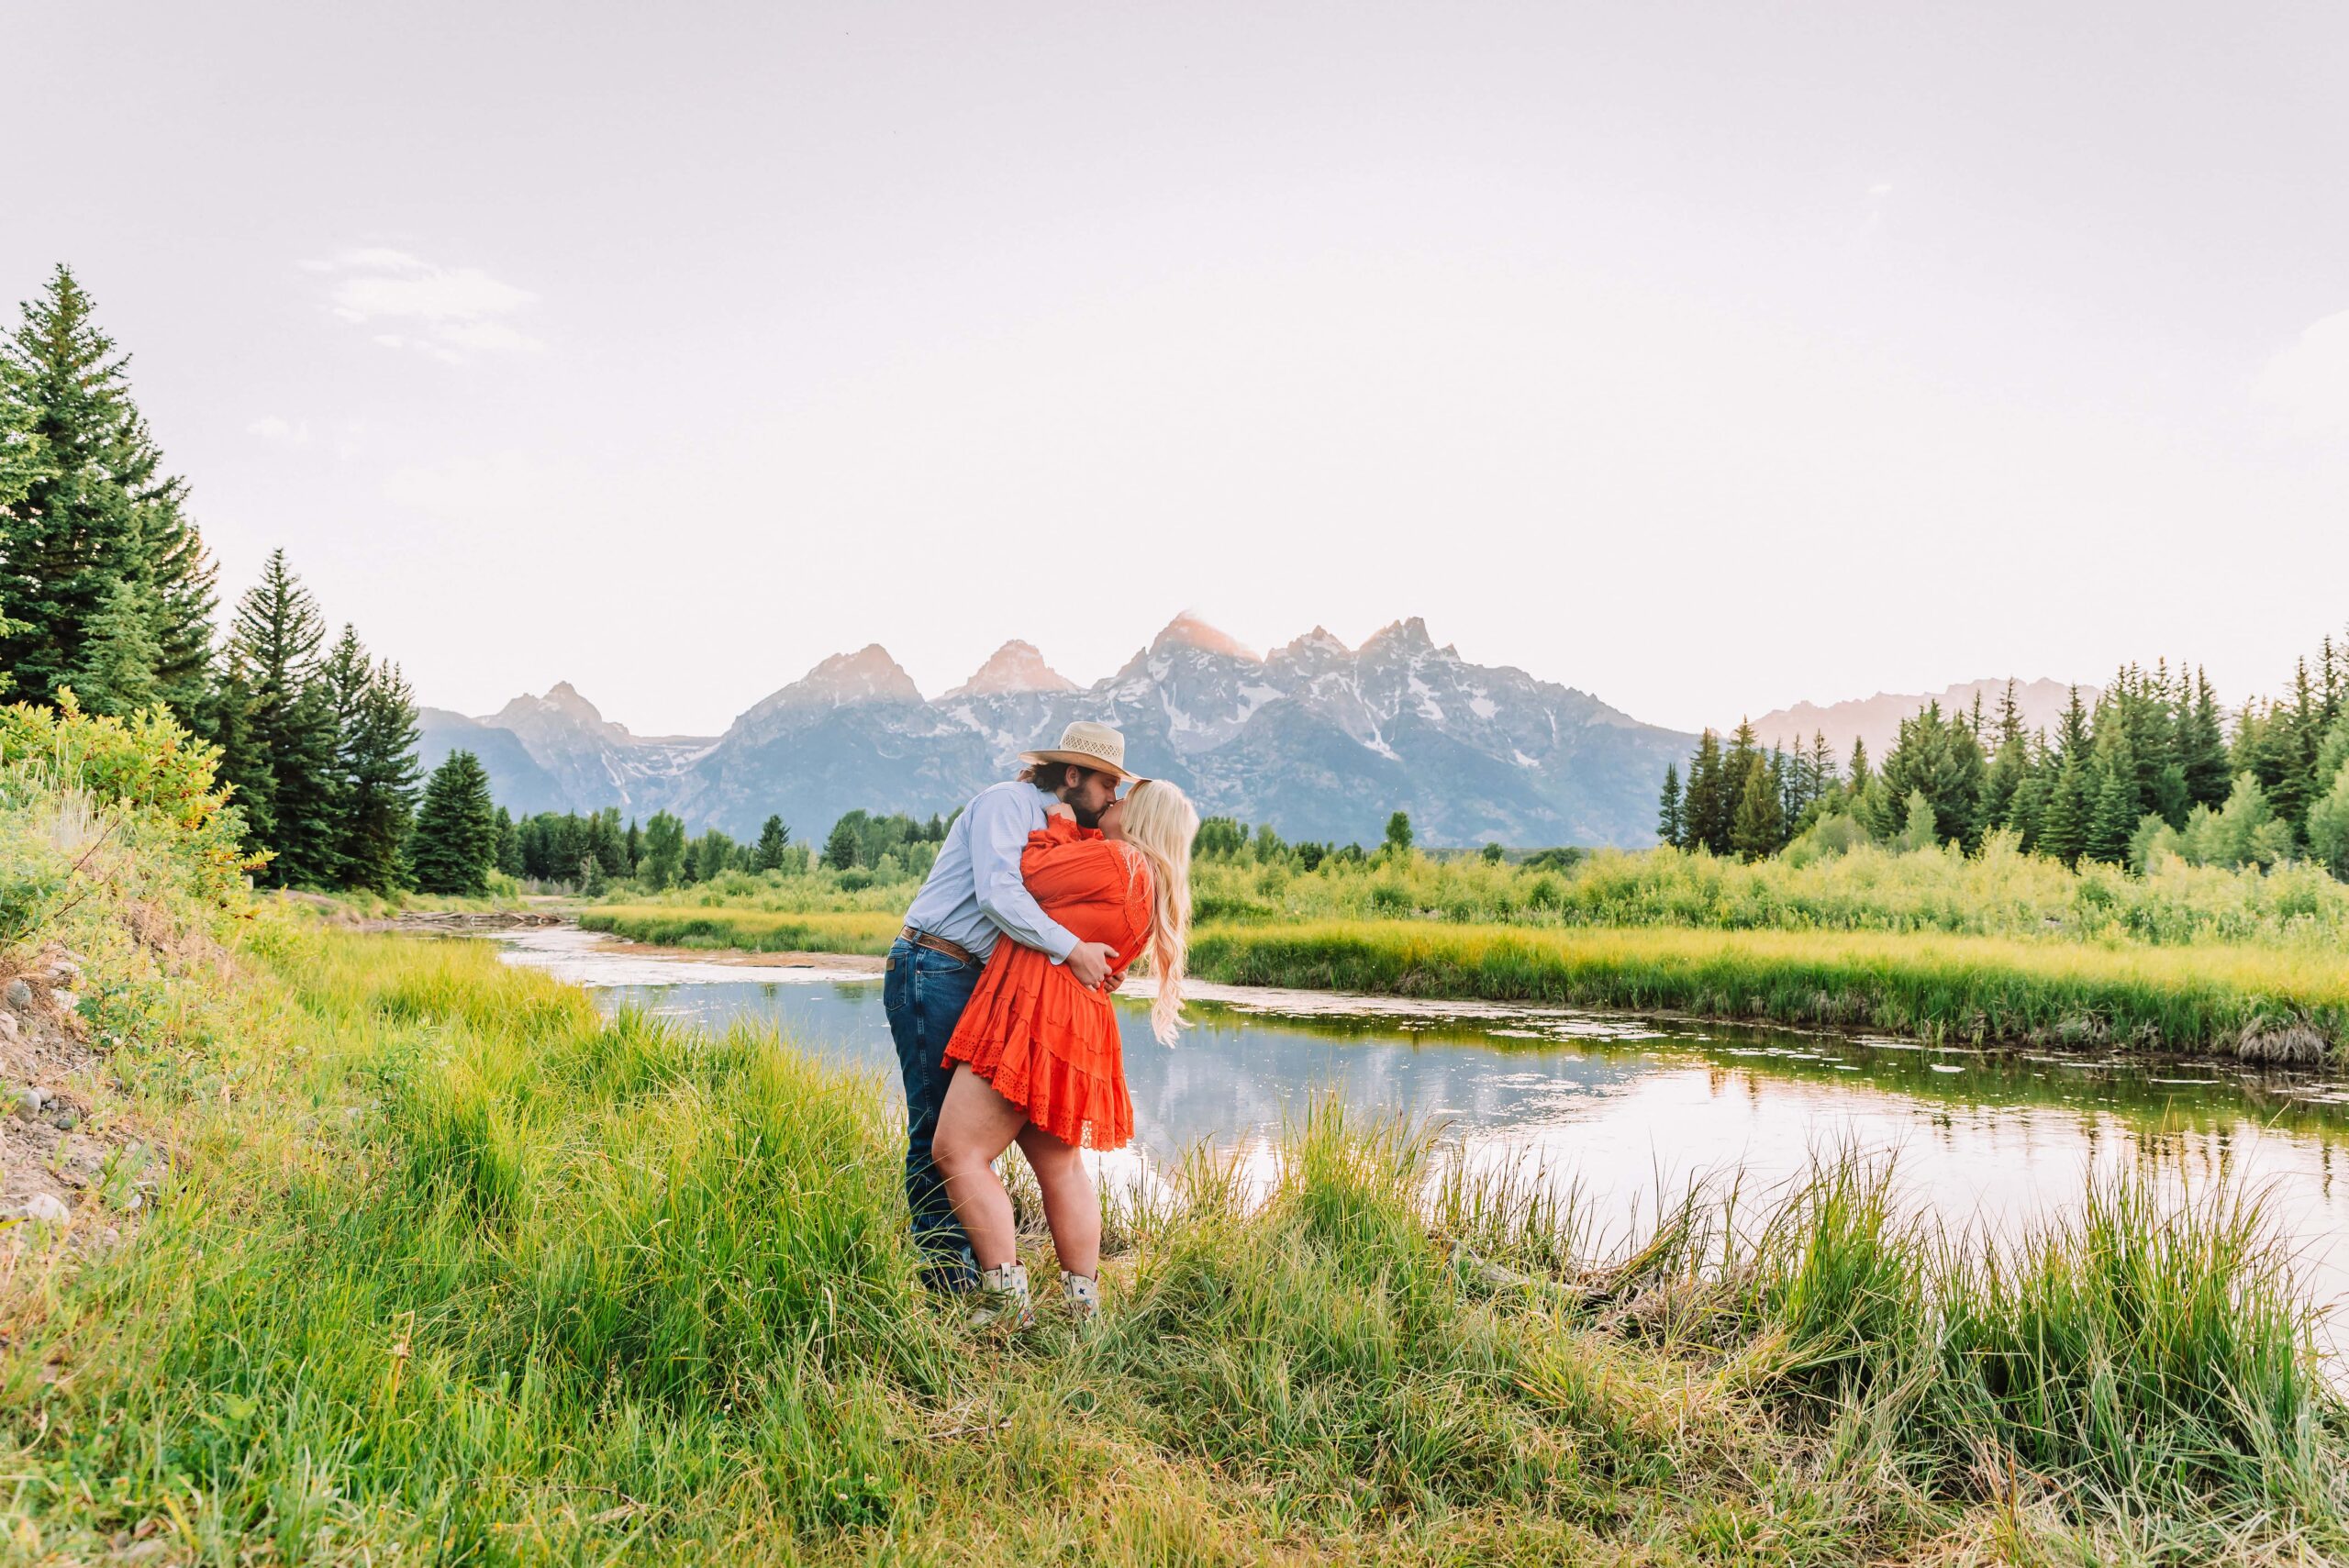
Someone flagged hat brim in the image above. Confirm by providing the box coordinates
[1019,749,1139,784]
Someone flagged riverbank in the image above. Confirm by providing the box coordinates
[20,910,2349,1562]
[577,902,2349,1062]
[6,722,2346,1561]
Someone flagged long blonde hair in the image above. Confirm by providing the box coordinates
[1118,779,1198,1044]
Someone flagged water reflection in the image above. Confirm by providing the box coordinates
[492,928,2349,1328]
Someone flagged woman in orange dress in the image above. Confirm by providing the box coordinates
[930,777,1199,1328]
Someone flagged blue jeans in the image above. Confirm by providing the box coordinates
[883,937,982,1290]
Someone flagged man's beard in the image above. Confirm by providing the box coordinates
[1068,795,1104,829]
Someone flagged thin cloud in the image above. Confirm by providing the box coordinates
[245,415,310,442]
[311,248,543,361]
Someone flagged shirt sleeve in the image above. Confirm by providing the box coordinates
[971,791,1081,962]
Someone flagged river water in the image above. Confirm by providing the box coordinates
[492,927,2349,1332]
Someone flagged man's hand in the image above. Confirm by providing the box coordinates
[1065,941,1117,991]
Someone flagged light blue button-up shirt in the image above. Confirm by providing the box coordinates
[901,781,1079,963]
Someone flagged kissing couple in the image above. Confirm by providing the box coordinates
[884,721,1199,1329]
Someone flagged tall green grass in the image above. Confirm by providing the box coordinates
[9,903,2345,1561]
[1189,919,2349,1058]
[580,904,902,955]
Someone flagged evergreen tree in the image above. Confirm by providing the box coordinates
[753,814,792,871]
[327,635,421,892]
[1730,751,1783,860]
[1681,729,1731,854]
[825,816,862,872]
[2084,734,2140,864]
[624,817,640,873]
[2005,734,2051,851]
[2179,669,2231,809]
[0,266,215,713]
[411,751,498,895]
[67,567,164,716]
[1655,763,1683,848]
[2039,751,2090,866]
[228,550,341,885]
[204,650,273,851]
[494,807,524,876]
[1721,720,1759,843]
[1878,701,1987,849]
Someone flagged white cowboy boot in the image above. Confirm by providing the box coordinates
[1061,1270,1101,1326]
[968,1262,1033,1330]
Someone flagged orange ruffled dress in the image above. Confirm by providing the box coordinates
[941,816,1153,1151]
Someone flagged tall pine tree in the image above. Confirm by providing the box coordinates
[323,625,422,891]
[0,266,215,713]
[411,751,498,895]
[227,550,342,885]
[1655,763,1683,848]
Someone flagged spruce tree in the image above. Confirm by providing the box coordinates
[0,266,215,713]
[2039,753,2089,866]
[1655,763,1683,848]
[1730,751,1783,860]
[2179,669,2231,809]
[1681,730,1731,854]
[411,751,498,895]
[754,814,793,871]
[68,569,164,716]
[494,807,523,876]
[204,650,274,851]
[2085,736,2140,865]
[325,630,420,892]
[826,816,863,871]
[229,550,342,885]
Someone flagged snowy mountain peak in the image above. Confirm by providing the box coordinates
[782,644,924,707]
[945,640,1077,698]
[1280,626,1353,658]
[1362,617,1440,658]
[494,682,630,743]
[1151,613,1261,662]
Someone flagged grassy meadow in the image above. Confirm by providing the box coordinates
[4,709,2349,1559]
[16,898,2349,1562]
[584,835,2349,1057]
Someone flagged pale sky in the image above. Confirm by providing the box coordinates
[11,3,2347,736]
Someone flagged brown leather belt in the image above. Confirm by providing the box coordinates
[900,926,977,965]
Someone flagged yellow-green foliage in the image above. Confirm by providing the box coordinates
[0,692,262,906]
[1196,835,2349,946]
[1191,919,2349,1053]
[582,904,903,955]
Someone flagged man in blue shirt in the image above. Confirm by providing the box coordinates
[888,720,1132,1289]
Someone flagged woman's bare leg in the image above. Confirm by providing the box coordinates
[931,1067,1030,1271]
[1015,1122,1100,1280]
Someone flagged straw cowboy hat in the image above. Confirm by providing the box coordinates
[1019,720,1138,783]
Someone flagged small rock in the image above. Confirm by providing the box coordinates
[18,1194,69,1225]
[4,980,30,1011]
[52,991,78,1014]
[46,960,80,988]
[43,1106,78,1131]
[13,1086,49,1121]
[0,1012,17,1043]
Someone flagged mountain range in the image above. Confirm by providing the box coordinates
[415,617,1700,848]
[1745,678,2100,768]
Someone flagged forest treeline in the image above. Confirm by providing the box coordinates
[0,264,496,890]
[1658,656,2349,877]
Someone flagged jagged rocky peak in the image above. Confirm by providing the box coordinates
[1151,613,1262,662]
[1282,625,1353,657]
[493,681,631,741]
[1360,616,1445,658]
[946,639,1077,698]
[779,644,924,707]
